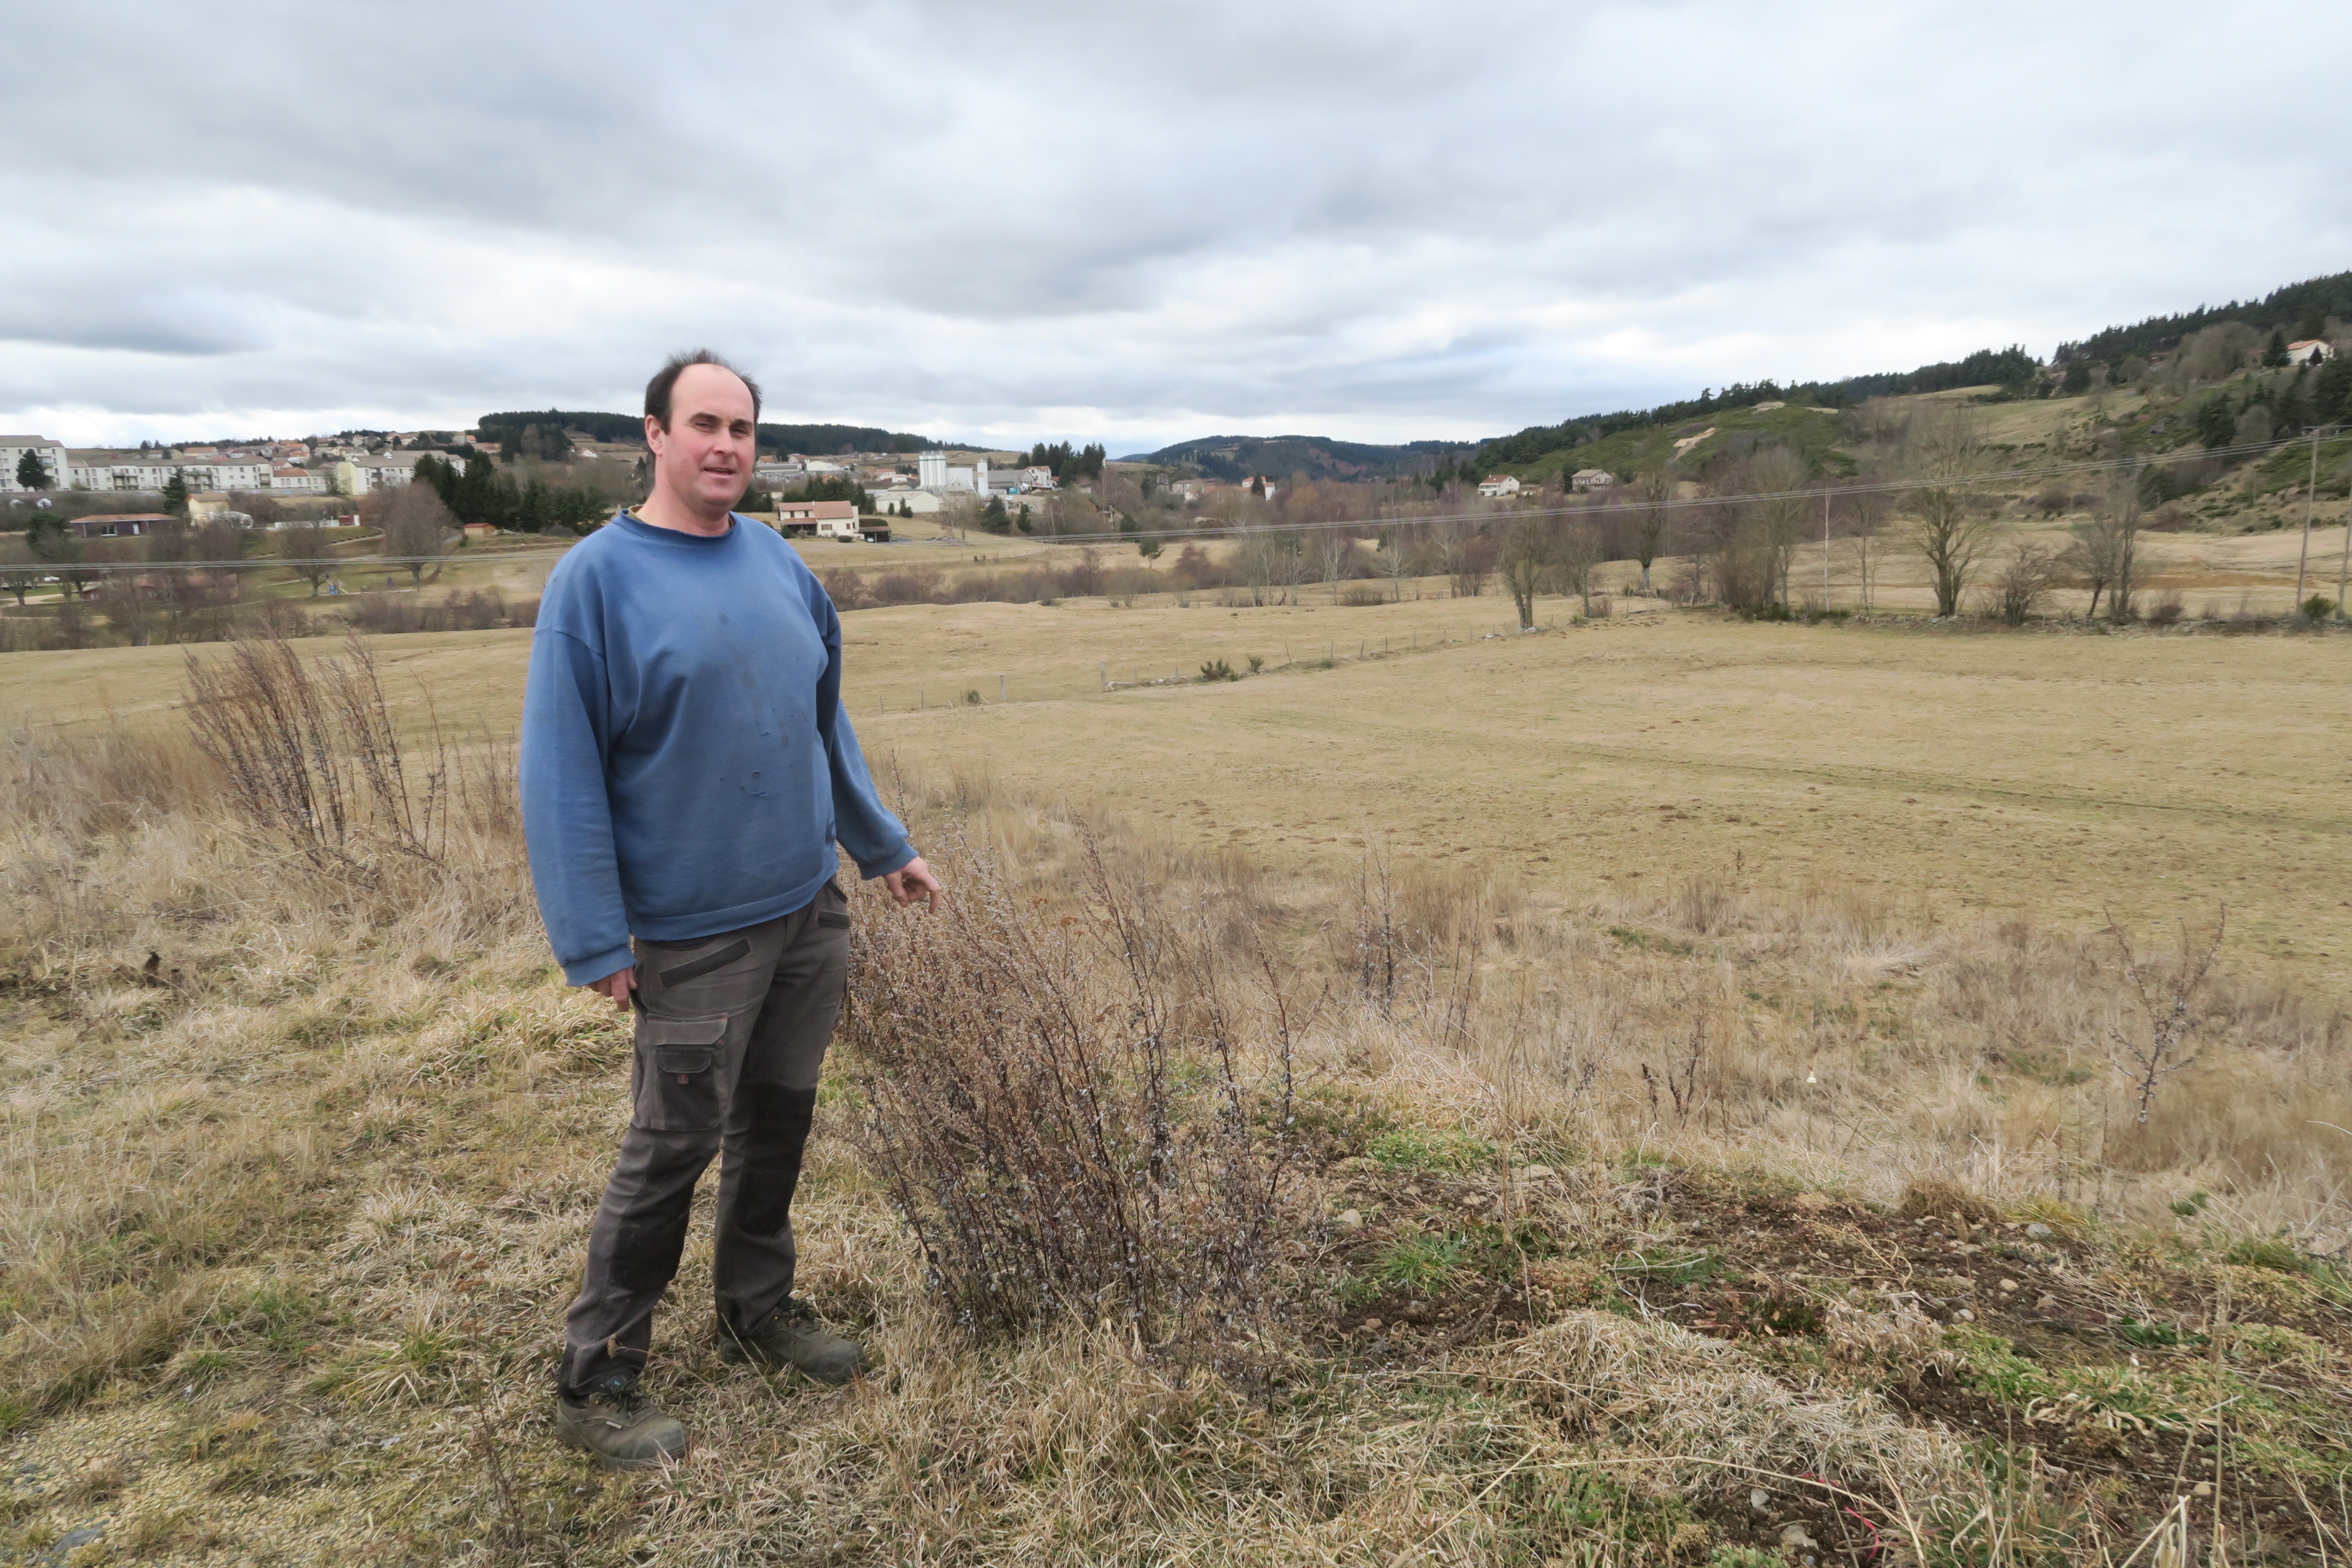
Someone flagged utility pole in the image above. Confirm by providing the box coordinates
[2295,428,2319,610]
[2338,484,2351,622]
[1822,490,1831,607]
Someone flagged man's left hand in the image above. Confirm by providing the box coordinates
[882,857,943,911]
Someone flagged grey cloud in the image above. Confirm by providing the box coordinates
[5,0,2350,445]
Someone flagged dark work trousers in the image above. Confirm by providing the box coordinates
[557,881,851,1394]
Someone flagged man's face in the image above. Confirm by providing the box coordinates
[646,364,756,516]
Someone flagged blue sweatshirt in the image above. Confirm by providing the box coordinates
[520,512,915,985]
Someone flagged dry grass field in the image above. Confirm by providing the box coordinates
[3,573,2351,1565]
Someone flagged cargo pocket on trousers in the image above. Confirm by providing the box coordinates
[636,1015,727,1132]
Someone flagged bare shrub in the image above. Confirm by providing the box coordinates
[1991,544,2057,625]
[869,567,943,606]
[841,828,1298,1342]
[347,588,516,634]
[2107,908,2224,1125]
[181,632,455,875]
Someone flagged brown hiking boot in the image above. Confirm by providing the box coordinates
[717,1298,867,1384]
[554,1373,688,1470]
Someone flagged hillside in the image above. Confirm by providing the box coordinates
[1499,398,1852,488]
[1473,267,2352,481]
[476,409,944,455]
[2057,268,2352,365]
[1118,432,1472,481]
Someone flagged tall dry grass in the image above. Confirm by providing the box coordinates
[2,655,2349,1562]
[882,769,2352,1245]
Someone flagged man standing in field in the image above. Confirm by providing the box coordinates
[521,349,941,1468]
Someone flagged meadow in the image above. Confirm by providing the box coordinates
[2,562,2350,1565]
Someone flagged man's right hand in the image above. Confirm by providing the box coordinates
[587,966,636,1011]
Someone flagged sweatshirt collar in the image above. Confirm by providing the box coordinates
[614,511,738,545]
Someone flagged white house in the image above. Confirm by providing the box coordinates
[0,437,66,493]
[776,499,862,538]
[1477,473,1521,498]
[1020,465,1057,489]
[2287,340,2337,366]
[271,466,328,493]
[1571,468,1616,493]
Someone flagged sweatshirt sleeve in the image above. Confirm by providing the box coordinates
[520,627,636,985]
[811,585,916,879]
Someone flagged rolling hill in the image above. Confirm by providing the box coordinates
[1115,433,1473,482]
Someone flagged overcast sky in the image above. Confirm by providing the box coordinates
[4,1,2347,453]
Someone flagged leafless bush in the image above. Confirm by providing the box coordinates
[2107,908,2224,1125]
[1991,545,2058,625]
[842,828,1299,1344]
[181,632,453,875]
[347,588,520,634]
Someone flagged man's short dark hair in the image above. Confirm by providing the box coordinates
[645,349,763,429]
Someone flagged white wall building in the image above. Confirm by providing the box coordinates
[333,452,466,495]
[271,466,328,493]
[0,437,67,493]
[917,450,948,490]
[67,454,182,490]
[2287,339,2337,365]
[180,461,271,491]
[1477,473,1522,498]
[1570,468,1616,493]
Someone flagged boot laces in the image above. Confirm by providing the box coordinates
[590,1375,652,1418]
